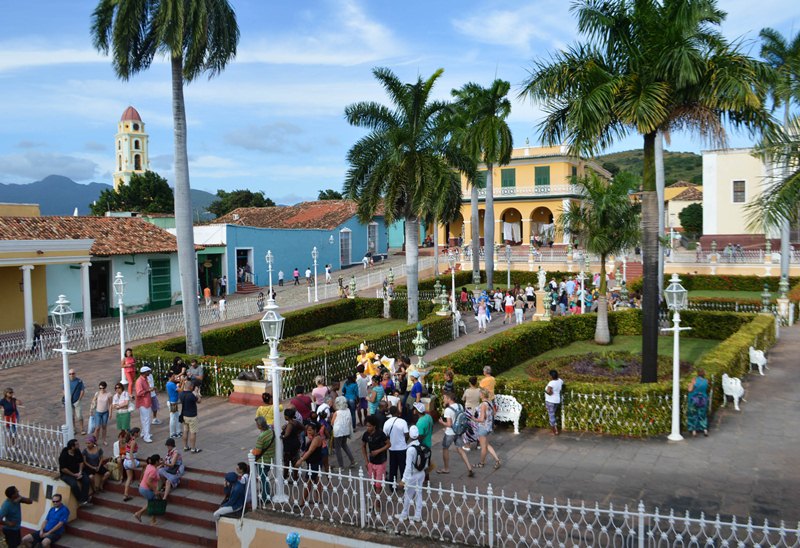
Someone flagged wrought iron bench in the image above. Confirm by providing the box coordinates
[721,373,746,411]
[494,394,522,434]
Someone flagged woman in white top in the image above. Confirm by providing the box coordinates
[545,369,564,435]
[331,396,356,469]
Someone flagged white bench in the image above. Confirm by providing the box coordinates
[749,346,767,376]
[454,310,467,335]
[494,394,522,434]
[721,373,746,411]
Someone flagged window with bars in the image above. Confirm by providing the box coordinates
[732,180,746,203]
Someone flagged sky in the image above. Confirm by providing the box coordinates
[0,0,799,205]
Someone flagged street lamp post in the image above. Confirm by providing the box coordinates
[51,294,77,442]
[311,246,319,303]
[258,251,291,503]
[112,272,128,386]
[505,245,512,290]
[447,251,458,339]
[662,273,690,442]
[578,270,586,314]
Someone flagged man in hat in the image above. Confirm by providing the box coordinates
[412,402,433,449]
[409,370,424,404]
[135,366,154,443]
[396,425,426,522]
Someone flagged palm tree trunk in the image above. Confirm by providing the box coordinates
[641,132,659,383]
[405,216,420,324]
[484,164,495,289]
[471,184,480,284]
[595,254,611,344]
[171,55,203,356]
[655,131,665,292]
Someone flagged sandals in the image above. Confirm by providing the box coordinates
[494,460,502,470]
[467,470,475,478]
[123,496,132,502]
[473,462,485,469]
[191,448,202,453]
[183,447,190,451]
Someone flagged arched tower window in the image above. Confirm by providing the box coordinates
[133,123,139,131]
[117,141,121,150]
[134,154,141,170]
[134,140,140,150]
[118,155,122,171]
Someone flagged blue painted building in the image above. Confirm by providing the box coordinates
[204,201,387,294]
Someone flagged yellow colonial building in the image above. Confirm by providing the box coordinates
[439,145,611,247]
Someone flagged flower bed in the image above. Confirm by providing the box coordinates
[525,352,691,383]
[429,310,774,436]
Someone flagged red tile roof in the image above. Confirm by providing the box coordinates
[120,106,142,122]
[670,181,697,187]
[216,200,374,230]
[0,216,189,256]
[672,187,703,201]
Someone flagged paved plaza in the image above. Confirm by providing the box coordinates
[4,295,799,527]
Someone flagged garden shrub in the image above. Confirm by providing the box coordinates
[628,274,800,295]
[402,269,576,291]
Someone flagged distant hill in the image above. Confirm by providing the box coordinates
[0,175,216,218]
[596,150,702,185]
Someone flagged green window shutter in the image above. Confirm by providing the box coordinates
[501,168,516,188]
[475,171,487,189]
[148,258,172,308]
[535,166,551,186]
[571,166,578,179]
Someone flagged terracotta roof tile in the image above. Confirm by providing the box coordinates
[672,187,703,201]
[0,216,188,256]
[670,181,697,187]
[215,200,371,230]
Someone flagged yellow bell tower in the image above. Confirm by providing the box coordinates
[113,106,150,191]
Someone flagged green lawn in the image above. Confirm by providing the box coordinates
[689,290,762,300]
[224,318,409,360]
[500,335,721,381]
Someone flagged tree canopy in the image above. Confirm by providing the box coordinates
[679,203,703,239]
[207,189,275,218]
[318,189,344,200]
[90,171,174,215]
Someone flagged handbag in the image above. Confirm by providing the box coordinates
[147,497,167,516]
[169,402,179,413]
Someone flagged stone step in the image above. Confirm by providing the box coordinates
[62,520,201,548]
[89,493,215,530]
[102,480,221,512]
[73,504,217,546]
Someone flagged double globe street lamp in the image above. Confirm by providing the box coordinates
[662,273,690,442]
[50,294,77,442]
[112,272,128,387]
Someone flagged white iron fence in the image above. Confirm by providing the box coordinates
[250,461,800,547]
[0,420,63,472]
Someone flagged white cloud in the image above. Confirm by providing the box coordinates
[0,151,98,182]
[225,122,312,154]
[452,2,574,54]
[236,0,405,66]
[0,45,107,72]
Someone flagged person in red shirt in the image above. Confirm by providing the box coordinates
[290,386,313,421]
[135,367,153,443]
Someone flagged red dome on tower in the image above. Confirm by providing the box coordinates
[120,106,142,122]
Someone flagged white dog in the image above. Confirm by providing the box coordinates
[721,373,746,411]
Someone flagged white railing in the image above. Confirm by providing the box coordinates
[0,420,63,472]
[675,249,800,264]
[251,461,800,547]
[475,184,583,198]
[0,294,264,370]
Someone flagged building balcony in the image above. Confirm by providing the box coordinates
[472,184,583,200]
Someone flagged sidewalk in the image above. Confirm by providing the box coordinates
[5,291,799,524]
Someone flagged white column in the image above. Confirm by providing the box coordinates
[80,262,92,336]
[561,199,571,244]
[20,265,34,345]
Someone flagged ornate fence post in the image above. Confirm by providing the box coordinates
[248,452,258,511]
[214,361,220,396]
[637,500,646,548]
[358,468,367,529]
[487,483,495,548]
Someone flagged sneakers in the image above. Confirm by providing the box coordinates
[395,513,408,520]
[142,438,153,443]
[152,419,162,425]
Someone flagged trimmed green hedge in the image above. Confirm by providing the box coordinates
[430,309,775,436]
[406,269,579,291]
[629,274,800,294]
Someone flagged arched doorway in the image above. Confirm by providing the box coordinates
[446,213,464,247]
[500,208,523,245]
[530,207,555,246]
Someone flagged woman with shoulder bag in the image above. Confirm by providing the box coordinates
[473,389,501,470]
[158,438,184,501]
[687,369,709,437]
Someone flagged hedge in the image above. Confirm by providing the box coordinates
[406,269,579,291]
[628,274,800,295]
[429,309,774,436]
[134,297,451,396]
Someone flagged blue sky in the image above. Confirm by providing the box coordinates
[0,0,798,204]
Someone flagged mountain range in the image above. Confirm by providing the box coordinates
[0,175,216,217]
[596,149,703,185]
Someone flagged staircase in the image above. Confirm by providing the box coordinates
[57,467,224,547]
[235,280,262,294]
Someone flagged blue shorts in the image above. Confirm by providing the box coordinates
[358,398,368,410]
[139,486,156,501]
[30,529,63,544]
[94,410,109,426]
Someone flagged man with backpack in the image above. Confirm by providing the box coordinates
[396,425,427,522]
[438,392,474,477]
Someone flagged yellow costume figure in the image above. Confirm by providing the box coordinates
[356,342,375,369]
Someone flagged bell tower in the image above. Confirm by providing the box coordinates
[113,106,149,191]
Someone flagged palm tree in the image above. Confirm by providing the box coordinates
[754,29,800,275]
[344,67,461,323]
[521,0,771,383]
[451,80,513,290]
[559,173,640,343]
[92,0,239,355]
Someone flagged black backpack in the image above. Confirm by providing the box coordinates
[412,443,431,472]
